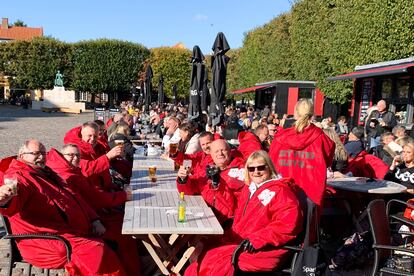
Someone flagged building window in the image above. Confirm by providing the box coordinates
[298,88,314,99]
[396,77,410,99]
[380,78,392,100]
[78,92,88,102]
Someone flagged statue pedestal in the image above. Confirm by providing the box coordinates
[32,86,85,112]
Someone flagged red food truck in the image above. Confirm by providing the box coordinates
[329,56,414,128]
[231,80,325,117]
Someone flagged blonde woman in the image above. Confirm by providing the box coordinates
[108,121,135,162]
[269,98,335,206]
[186,151,302,275]
[385,141,414,193]
[323,127,349,173]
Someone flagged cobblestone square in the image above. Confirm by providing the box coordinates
[0,105,93,159]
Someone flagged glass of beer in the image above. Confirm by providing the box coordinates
[148,166,157,182]
[3,175,18,196]
[114,139,124,147]
[169,141,178,156]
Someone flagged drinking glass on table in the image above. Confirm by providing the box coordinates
[148,166,157,183]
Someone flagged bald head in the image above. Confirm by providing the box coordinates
[210,139,231,169]
[18,139,46,168]
[377,100,387,113]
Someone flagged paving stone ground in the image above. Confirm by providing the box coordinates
[0,104,93,275]
[0,105,93,159]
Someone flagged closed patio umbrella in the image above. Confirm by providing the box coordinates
[144,65,153,112]
[157,74,164,107]
[189,45,207,120]
[210,32,230,126]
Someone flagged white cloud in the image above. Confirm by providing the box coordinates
[193,14,208,21]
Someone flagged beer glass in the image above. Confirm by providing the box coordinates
[169,142,178,155]
[3,175,18,196]
[114,139,125,147]
[148,166,157,182]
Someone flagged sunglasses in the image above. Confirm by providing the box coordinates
[247,165,267,172]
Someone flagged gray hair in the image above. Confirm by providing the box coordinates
[82,121,99,132]
[18,139,44,156]
[61,143,79,154]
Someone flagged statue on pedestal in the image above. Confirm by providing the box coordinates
[54,70,64,87]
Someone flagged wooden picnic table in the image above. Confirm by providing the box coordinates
[122,153,223,276]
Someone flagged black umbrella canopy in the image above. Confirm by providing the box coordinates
[144,65,153,112]
[189,45,207,121]
[210,32,230,126]
[157,74,164,107]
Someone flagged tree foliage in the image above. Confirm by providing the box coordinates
[234,0,414,104]
[72,39,149,103]
[13,20,27,27]
[0,37,72,89]
[147,47,191,101]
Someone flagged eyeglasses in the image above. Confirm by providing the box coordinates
[268,129,276,132]
[247,165,267,172]
[22,151,46,156]
[63,153,80,158]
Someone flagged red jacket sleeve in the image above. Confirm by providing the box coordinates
[79,154,110,177]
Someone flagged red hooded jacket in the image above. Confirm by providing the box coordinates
[46,149,127,210]
[346,150,389,179]
[237,131,264,160]
[64,126,116,191]
[269,124,335,206]
[186,178,303,275]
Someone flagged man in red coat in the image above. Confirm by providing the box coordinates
[0,140,124,275]
[177,139,245,223]
[172,131,214,182]
[46,145,141,276]
[64,121,123,191]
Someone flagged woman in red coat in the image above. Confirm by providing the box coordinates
[185,151,303,275]
[269,99,335,206]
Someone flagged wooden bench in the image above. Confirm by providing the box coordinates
[59,107,82,114]
[41,107,59,113]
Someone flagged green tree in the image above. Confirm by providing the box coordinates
[235,13,293,90]
[0,37,73,90]
[148,47,191,101]
[72,39,149,106]
[13,20,27,27]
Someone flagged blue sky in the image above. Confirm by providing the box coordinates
[3,0,292,54]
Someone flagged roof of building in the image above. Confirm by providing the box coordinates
[0,19,43,41]
[328,56,414,81]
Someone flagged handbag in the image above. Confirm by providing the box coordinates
[291,245,327,276]
[292,201,327,276]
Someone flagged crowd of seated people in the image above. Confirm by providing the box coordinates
[3,98,414,275]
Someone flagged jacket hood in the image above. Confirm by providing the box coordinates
[46,148,77,175]
[273,124,324,151]
[238,131,260,144]
[64,125,82,144]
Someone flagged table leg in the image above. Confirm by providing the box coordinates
[171,236,203,274]
[142,238,170,275]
